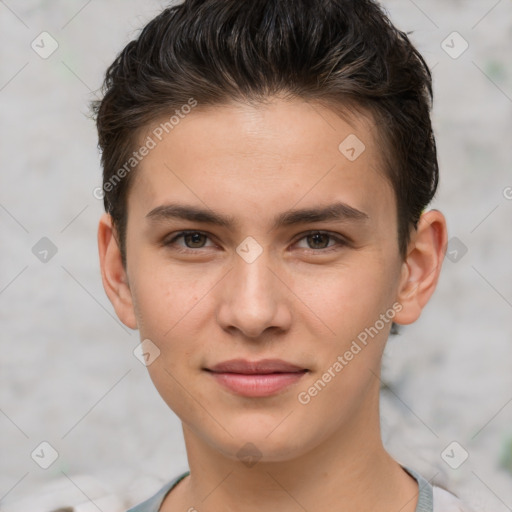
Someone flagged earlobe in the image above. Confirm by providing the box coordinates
[393,209,448,325]
[97,213,138,330]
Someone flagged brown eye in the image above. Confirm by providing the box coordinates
[164,231,215,252]
[295,231,347,252]
[306,233,330,249]
[182,232,207,248]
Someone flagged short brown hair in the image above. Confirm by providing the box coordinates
[92,0,438,268]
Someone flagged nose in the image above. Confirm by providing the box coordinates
[215,248,292,340]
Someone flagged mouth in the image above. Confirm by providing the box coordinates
[203,359,309,397]
[205,358,309,374]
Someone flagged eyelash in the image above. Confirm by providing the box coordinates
[163,230,349,254]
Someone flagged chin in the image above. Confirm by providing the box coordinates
[206,420,317,464]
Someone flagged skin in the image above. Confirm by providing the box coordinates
[98,96,447,512]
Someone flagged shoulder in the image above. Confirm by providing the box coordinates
[125,481,173,512]
[126,471,190,512]
[402,466,476,512]
[433,486,476,512]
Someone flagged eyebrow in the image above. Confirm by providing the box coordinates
[145,201,369,230]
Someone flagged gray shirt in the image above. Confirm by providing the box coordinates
[126,466,469,512]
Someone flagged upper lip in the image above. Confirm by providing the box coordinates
[205,359,308,374]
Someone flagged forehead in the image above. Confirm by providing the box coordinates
[128,97,394,226]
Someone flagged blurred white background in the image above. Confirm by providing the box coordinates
[1,0,511,510]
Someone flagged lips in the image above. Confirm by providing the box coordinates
[205,358,308,374]
[204,359,309,397]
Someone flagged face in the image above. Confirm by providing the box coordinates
[119,97,408,461]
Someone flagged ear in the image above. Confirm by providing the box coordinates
[97,213,138,330]
[393,209,448,325]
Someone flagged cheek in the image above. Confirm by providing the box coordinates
[131,260,204,337]
[299,260,396,335]
[133,269,208,412]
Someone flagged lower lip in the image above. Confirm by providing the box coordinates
[207,371,308,397]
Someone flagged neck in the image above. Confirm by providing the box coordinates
[162,385,419,512]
